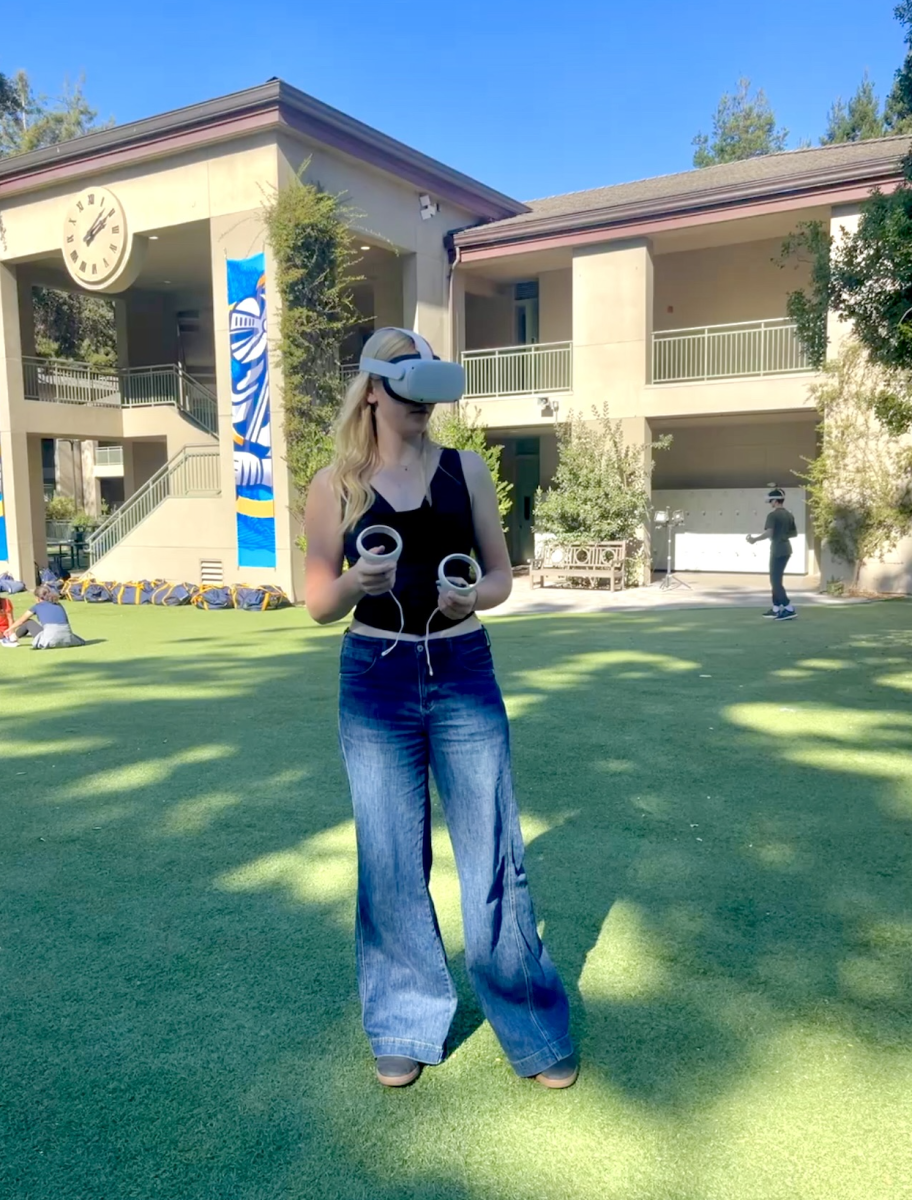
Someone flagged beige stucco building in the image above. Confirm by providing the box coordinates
[1,82,909,596]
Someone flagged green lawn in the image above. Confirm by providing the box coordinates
[1,599,911,1200]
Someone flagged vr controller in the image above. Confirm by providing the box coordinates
[355,525,403,566]
[356,527,483,672]
[438,553,482,595]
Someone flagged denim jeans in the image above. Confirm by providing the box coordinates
[338,628,573,1076]
[770,552,791,607]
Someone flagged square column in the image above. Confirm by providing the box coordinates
[371,256,404,330]
[403,249,448,356]
[0,262,36,580]
[572,238,654,418]
[450,270,466,361]
[827,204,862,359]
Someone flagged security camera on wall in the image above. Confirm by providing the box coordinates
[419,194,438,220]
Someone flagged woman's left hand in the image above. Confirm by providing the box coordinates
[437,584,477,621]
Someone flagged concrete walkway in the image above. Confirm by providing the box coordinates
[490,572,867,618]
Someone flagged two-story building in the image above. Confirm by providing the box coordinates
[450,139,910,588]
[0,82,908,597]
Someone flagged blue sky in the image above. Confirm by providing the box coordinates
[4,0,905,201]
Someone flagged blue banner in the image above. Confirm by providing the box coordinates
[227,252,276,568]
[0,442,8,563]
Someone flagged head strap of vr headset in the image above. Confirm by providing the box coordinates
[359,328,436,382]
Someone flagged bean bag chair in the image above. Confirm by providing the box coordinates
[0,573,26,594]
[113,580,156,605]
[231,584,290,611]
[151,582,193,606]
[66,580,113,603]
[39,567,68,587]
[191,585,233,610]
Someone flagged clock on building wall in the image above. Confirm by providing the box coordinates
[61,187,145,292]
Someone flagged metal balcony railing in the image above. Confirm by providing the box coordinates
[22,357,121,406]
[22,358,218,435]
[88,444,221,564]
[95,444,124,467]
[652,319,812,384]
[462,342,572,398]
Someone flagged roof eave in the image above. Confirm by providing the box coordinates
[275,82,527,221]
[453,155,906,250]
[0,79,528,222]
[0,82,283,183]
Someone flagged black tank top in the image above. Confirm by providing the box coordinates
[343,448,476,635]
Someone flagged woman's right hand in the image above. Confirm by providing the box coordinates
[353,550,397,596]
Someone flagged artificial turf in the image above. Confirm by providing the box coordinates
[1,598,910,1200]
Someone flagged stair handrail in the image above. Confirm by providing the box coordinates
[87,443,220,564]
[119,363,218,436]
[24,356,219,434]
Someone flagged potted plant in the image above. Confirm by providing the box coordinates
[45,494,77,543]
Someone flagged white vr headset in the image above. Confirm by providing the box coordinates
[359,328,465,404]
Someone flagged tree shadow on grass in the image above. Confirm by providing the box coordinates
[0,604,911,1198]
[493,607,912,1104]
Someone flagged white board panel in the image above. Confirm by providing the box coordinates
[652,489,807,575]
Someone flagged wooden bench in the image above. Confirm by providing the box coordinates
[529,540,627,591]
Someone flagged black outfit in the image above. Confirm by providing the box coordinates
[765,506,797,607]
[343,448,475,636]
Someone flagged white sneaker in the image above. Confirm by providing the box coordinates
[1,636,19,648]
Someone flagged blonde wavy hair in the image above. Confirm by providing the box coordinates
[330,327,433,531]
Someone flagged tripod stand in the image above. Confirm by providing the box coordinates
[656,511,691,591]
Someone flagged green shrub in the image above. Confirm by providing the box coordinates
[432,404,512,521]
[44,494,76,522]
[534,405,669,544]
[262,164,360,540]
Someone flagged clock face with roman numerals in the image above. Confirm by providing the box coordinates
[62,188,130,289]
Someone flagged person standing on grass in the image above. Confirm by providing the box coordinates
[0,584,86,649]
[304,327,576,1091]
[746,487,798,621]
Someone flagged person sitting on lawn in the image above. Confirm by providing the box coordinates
[1,584,86,650]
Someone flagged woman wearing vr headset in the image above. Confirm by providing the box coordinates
[304,327,576,1090]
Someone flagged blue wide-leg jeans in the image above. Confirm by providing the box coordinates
[338,628,572,1076]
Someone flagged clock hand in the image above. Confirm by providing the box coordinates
[83,215,106,246]
[84,207,115,246]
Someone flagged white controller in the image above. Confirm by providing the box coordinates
[356,525,403,565]
[356,525,405,657]
[438,553,482,595]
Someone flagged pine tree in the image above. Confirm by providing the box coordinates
[0,70,111,157]
[822,74,887,143]
[886,0,912,133]
[692,78,788,168]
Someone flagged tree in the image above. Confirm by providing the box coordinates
[533,406,669,584]
[692,78,788,168]
[32,287,117,367]
[0,70,110,157]
[779,220,834,370]
[886,0,912,133]
[801,339,912,586]
[821,73,887,143]
[432,404,512,520]
[0,72,21,120]
[780,152,912,436]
